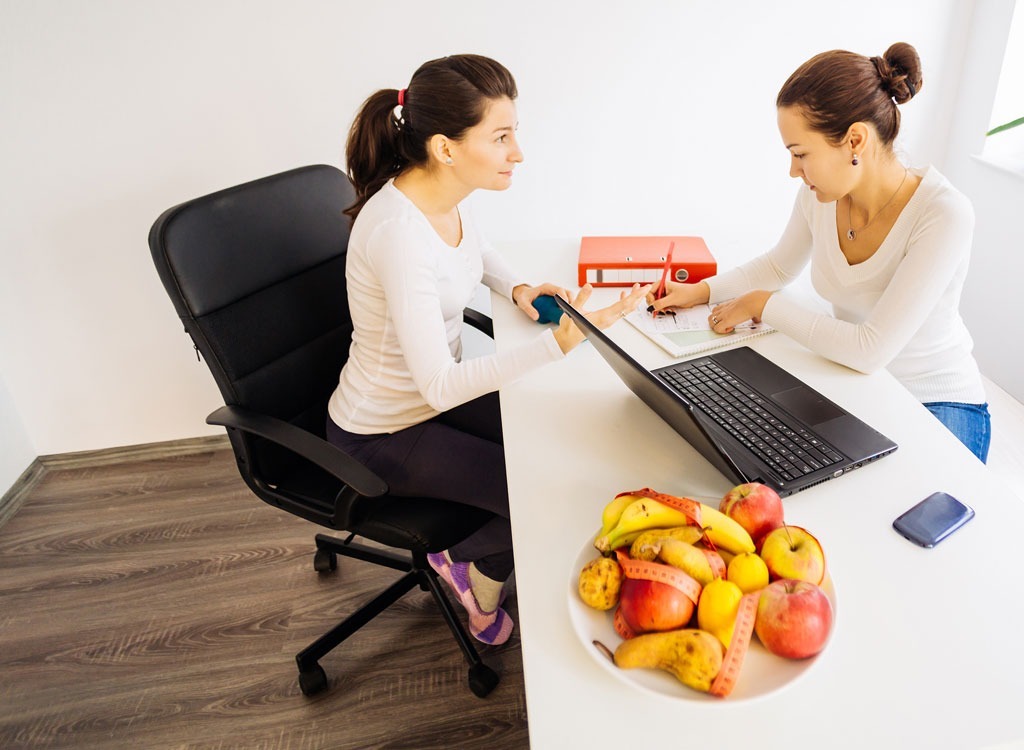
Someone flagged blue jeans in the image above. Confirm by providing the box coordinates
[924,401,991,463]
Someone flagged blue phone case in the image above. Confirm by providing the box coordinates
[893,492,974,548]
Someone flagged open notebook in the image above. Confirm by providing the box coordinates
[624,301,774,357]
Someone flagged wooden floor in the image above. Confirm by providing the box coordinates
[0,442,529,749]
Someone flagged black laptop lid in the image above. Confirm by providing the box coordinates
[554,296,747,484]
[554,296,897,495]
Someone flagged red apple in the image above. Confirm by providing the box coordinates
[758,525,826,585]
[617,578,695,634]
[755,579,833,659]
[720,482,785,543]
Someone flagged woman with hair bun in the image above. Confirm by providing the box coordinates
[650,43,991,462]
[327,54,646,645]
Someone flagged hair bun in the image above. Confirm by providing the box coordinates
[874,42,923,104]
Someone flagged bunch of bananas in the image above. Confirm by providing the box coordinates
[593,492,755,556]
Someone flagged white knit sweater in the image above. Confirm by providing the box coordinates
[328,180,563,434]
[706,166,986,405]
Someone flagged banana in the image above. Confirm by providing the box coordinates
[614,628,724,692]
[598,494,644,538]
[629,526,704,561]
[656,539,715,586]
[699,503,755,554]
[594,498,694,553]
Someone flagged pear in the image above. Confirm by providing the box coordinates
[656,539,716,586]
[613,629,723,692]
[628,526,703,561]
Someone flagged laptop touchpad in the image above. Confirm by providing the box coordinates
[772,386,846,427]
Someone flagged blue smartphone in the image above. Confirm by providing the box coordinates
[893,492,975,548]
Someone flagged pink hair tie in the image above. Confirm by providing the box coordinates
[397,88,406,107]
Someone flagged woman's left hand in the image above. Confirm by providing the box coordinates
[550,283,651,354]
[512,283,571,321]
[709,290,772,332]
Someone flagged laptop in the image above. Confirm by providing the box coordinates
[554,296,897,496]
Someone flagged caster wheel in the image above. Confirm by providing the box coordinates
[298,664,328,696]
[467,663,499,698]
[313,548,337,573]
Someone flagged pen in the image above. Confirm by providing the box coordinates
[651,241,675,317]
[655,241,675,301]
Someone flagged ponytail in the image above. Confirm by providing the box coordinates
[343,89,404,222]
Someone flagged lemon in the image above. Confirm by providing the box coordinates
[697,578,743,649]
[727,551,770,594]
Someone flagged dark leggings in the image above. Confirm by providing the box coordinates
[325,392,513,580]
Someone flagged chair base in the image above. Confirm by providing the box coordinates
[294,533,500,698]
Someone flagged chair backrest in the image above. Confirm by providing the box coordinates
[149,165,355,487]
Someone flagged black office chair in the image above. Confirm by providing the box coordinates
[148,164,500,697]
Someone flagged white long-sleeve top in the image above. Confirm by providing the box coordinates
[706,165,986,405]
[328,180,564,434]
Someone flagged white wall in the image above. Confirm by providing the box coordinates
[0,372,35,493]
[942,0,1024,403]
[0,0,977,487]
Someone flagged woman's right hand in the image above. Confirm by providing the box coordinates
[552,283,650,354]
[647,280,711,314]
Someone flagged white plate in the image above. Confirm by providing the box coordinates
[567,533,837,703]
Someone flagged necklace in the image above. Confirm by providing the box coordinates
[846,167,909,241]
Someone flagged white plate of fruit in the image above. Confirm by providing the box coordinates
[567,483,837,702]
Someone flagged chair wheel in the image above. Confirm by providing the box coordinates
[313,548,337,573]
[467,663,499,698]
[298,664,328,696]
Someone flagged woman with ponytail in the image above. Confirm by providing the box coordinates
[327,54,646,645]
[649,43,991,463]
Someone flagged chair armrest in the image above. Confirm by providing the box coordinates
[463,308,494,339]
[207,405,388,498]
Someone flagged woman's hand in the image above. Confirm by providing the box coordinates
[709,290,772,333]
[647,280,711,314]
[552,283,651,354]
[512,283,570,321]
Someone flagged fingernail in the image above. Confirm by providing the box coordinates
[646,305,654,313]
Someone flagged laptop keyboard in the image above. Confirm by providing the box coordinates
[659,360,845,482]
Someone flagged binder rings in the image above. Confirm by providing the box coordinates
[578,236,717,287]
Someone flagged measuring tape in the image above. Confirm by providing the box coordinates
[613,548,702,639]
[702,548,727,580]
[709,591,760,697]
[616,487,702,525]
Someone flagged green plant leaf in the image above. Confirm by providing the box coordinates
[986,116,1024,136]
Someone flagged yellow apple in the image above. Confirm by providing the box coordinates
[758,525,826,585]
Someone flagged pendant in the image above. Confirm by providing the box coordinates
[847,229,856,240]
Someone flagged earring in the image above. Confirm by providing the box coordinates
[445,157,453,165]
[852,153,860,166]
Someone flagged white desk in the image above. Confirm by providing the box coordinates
[493,239,1024,750]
